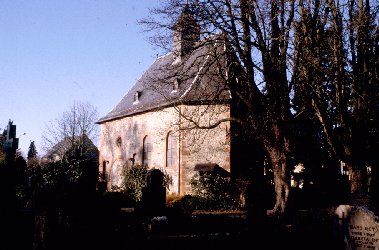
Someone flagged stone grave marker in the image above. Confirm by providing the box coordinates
[142,169,166,216]
[335,205,379,250]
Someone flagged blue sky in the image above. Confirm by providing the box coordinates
[0,1,163,155]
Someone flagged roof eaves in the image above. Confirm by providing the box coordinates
[96,98,230,124]
[97,101,177,124]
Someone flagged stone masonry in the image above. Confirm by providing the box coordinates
[99,104,230,195]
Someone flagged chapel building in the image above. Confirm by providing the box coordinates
[97,6,256,195]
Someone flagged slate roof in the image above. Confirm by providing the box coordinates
[97,38,231,123]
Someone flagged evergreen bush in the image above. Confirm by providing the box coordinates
[189,172,241,210]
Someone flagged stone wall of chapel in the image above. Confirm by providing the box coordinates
[98,104,231,195]
[179,104,231,194]
[99,107,180,192]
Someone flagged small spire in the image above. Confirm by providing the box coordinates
[172,4,200,61]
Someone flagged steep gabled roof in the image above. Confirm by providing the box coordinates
[97,38,231,124]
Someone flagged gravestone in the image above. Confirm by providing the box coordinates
[142,169,166,216]
[147,169,164,189]
[335,205,379,250]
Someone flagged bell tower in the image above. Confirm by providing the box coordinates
[172,4,200,62]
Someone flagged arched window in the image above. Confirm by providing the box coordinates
[143,135,152,167]
[166,132,177,168]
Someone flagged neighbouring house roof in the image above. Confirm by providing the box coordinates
[43,134,99,162]
[97,37,232,124]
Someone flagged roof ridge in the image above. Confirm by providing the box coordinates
[180,42,218,99]
[157,51,173,60]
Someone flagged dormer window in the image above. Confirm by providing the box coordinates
[133,91,141,104]
[172,79,180,93]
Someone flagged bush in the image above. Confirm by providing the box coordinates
[169,195,209,214]
[189,172,241,210]
[117,164,148,203]
[118,163,172,204]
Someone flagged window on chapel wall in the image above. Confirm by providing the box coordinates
[166,132,177,168]
[143,135,152,167]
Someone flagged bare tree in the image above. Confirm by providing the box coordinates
[141,0,378,215]
[141,0,295,216]
[42,101,99,161]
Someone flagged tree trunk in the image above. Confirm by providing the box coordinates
[347,163,367,194]
[33,214,48,250]
[266,146,290,216]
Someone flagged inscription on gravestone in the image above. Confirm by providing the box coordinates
[336,205,379,250]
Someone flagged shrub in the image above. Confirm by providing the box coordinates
[170,194,209,214]
[119,163,148,203]
[190,172,240,210]
[119,163,173,203]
